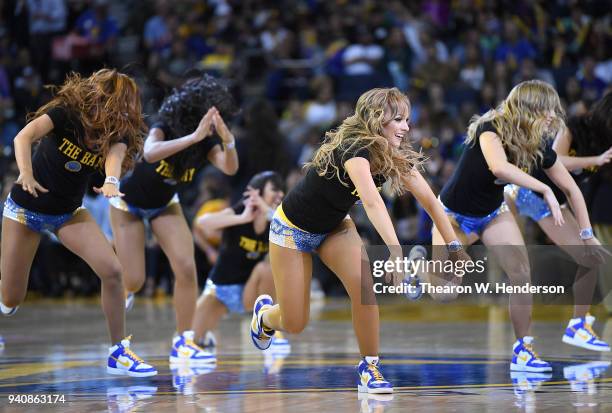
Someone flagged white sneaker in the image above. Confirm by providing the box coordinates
[125,292,135,311]
[510,336,552,372]
[0,291,18,316]
[169,330,216,365]
[562,314,610,351]
[107,336,157,377]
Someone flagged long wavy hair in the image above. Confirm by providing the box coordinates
[306,88,422,194]
[156,74,238,179]
[466,80,565,172]
[30,69,145,173]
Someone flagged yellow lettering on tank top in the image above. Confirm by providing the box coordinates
[59,138,82,159]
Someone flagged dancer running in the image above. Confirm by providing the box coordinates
[109,74,238,364]
[249,88,470,393]
[0,69,156,377]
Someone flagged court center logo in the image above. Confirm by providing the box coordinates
[64,160,82,172]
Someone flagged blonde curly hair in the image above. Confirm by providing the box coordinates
[306,88,422,194]
[467,80,565,172]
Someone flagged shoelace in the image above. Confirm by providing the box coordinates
[585,323,601,340]
[122,335,144,363]
[523,343,541,360]
[186,339,207,353]
[367,364,385,382]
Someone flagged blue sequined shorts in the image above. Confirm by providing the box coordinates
[109,193,179,221]
[2,195,84,233]
[269,204,329,253]
[203,279,245,314]
[504,185,552,222]
[439,197,509,235]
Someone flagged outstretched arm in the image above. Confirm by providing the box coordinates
[553,127,612,171]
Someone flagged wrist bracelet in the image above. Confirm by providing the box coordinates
[579,227,594,240]
[223,140,236,149]
[447,240,463,252]
[104,176,119,186]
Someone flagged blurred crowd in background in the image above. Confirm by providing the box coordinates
[0,0,610,298]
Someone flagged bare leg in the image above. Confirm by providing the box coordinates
[481,212,531,339]
[538,208,598,318]
[109,207,146,294]
[192,293,227,343]
[57,210,125,343]
[151,204,198,333]
[243,261,276,310]
[318,220,379,356]
[262,244,312,334]
[0,217,41,307]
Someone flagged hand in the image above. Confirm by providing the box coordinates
[596,146,612,167]
[542,187,564,226]
[240,197,256,223]
[243,186,270,212]
[193,107,217,143]
[16,173,48,198]
[582,236,611,266]
[213,111,234,145]
[93,183,124,198]
[385,247,405,287]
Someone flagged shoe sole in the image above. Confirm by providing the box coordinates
[250,295,273,350]
[562,335,610,352]
[169,356,217,365]
[357,384,394,394]
[510,363,552,372]
[107,366,158,377]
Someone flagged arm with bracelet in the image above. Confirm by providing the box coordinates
[94,142,127,198]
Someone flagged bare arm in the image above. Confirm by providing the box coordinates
[543,160,591,229]
[13,114,53,197]
[480,132,564,225]
[402,168,457,244]
[206,112,238,175]
[143,108,216,163]
[553,127,612,171]
[197,206,253,233]
[345,157,400,247]
[93,142,127,198]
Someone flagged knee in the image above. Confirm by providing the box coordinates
[282,313,308,334]
[173,257,197,282]
[98,262,123,285]
[253,262,272,280]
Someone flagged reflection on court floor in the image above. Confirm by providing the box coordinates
[0,299,610,412]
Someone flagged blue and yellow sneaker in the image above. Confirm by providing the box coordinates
[562,314,610,352]
[250,294,275,350]
[510,336,551,372]
[170,330,216,365]
[125,292,135,312]
[357,357,393,394]
[107,335,157,377]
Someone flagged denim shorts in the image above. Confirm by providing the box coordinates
[505,185,552,222]
[109,194,179,221]
[439,197,509,235]
[203,279,245,314]
[269,204,329,253]
[2,195,84,233]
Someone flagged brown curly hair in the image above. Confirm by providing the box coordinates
[30,69,146,173]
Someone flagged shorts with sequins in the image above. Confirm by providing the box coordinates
[269,204,329,253]
[439,197,510,235]
[504,184,552,222]
[2,195,84,233]
[203,279,245,314]
[109,193,179,221]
